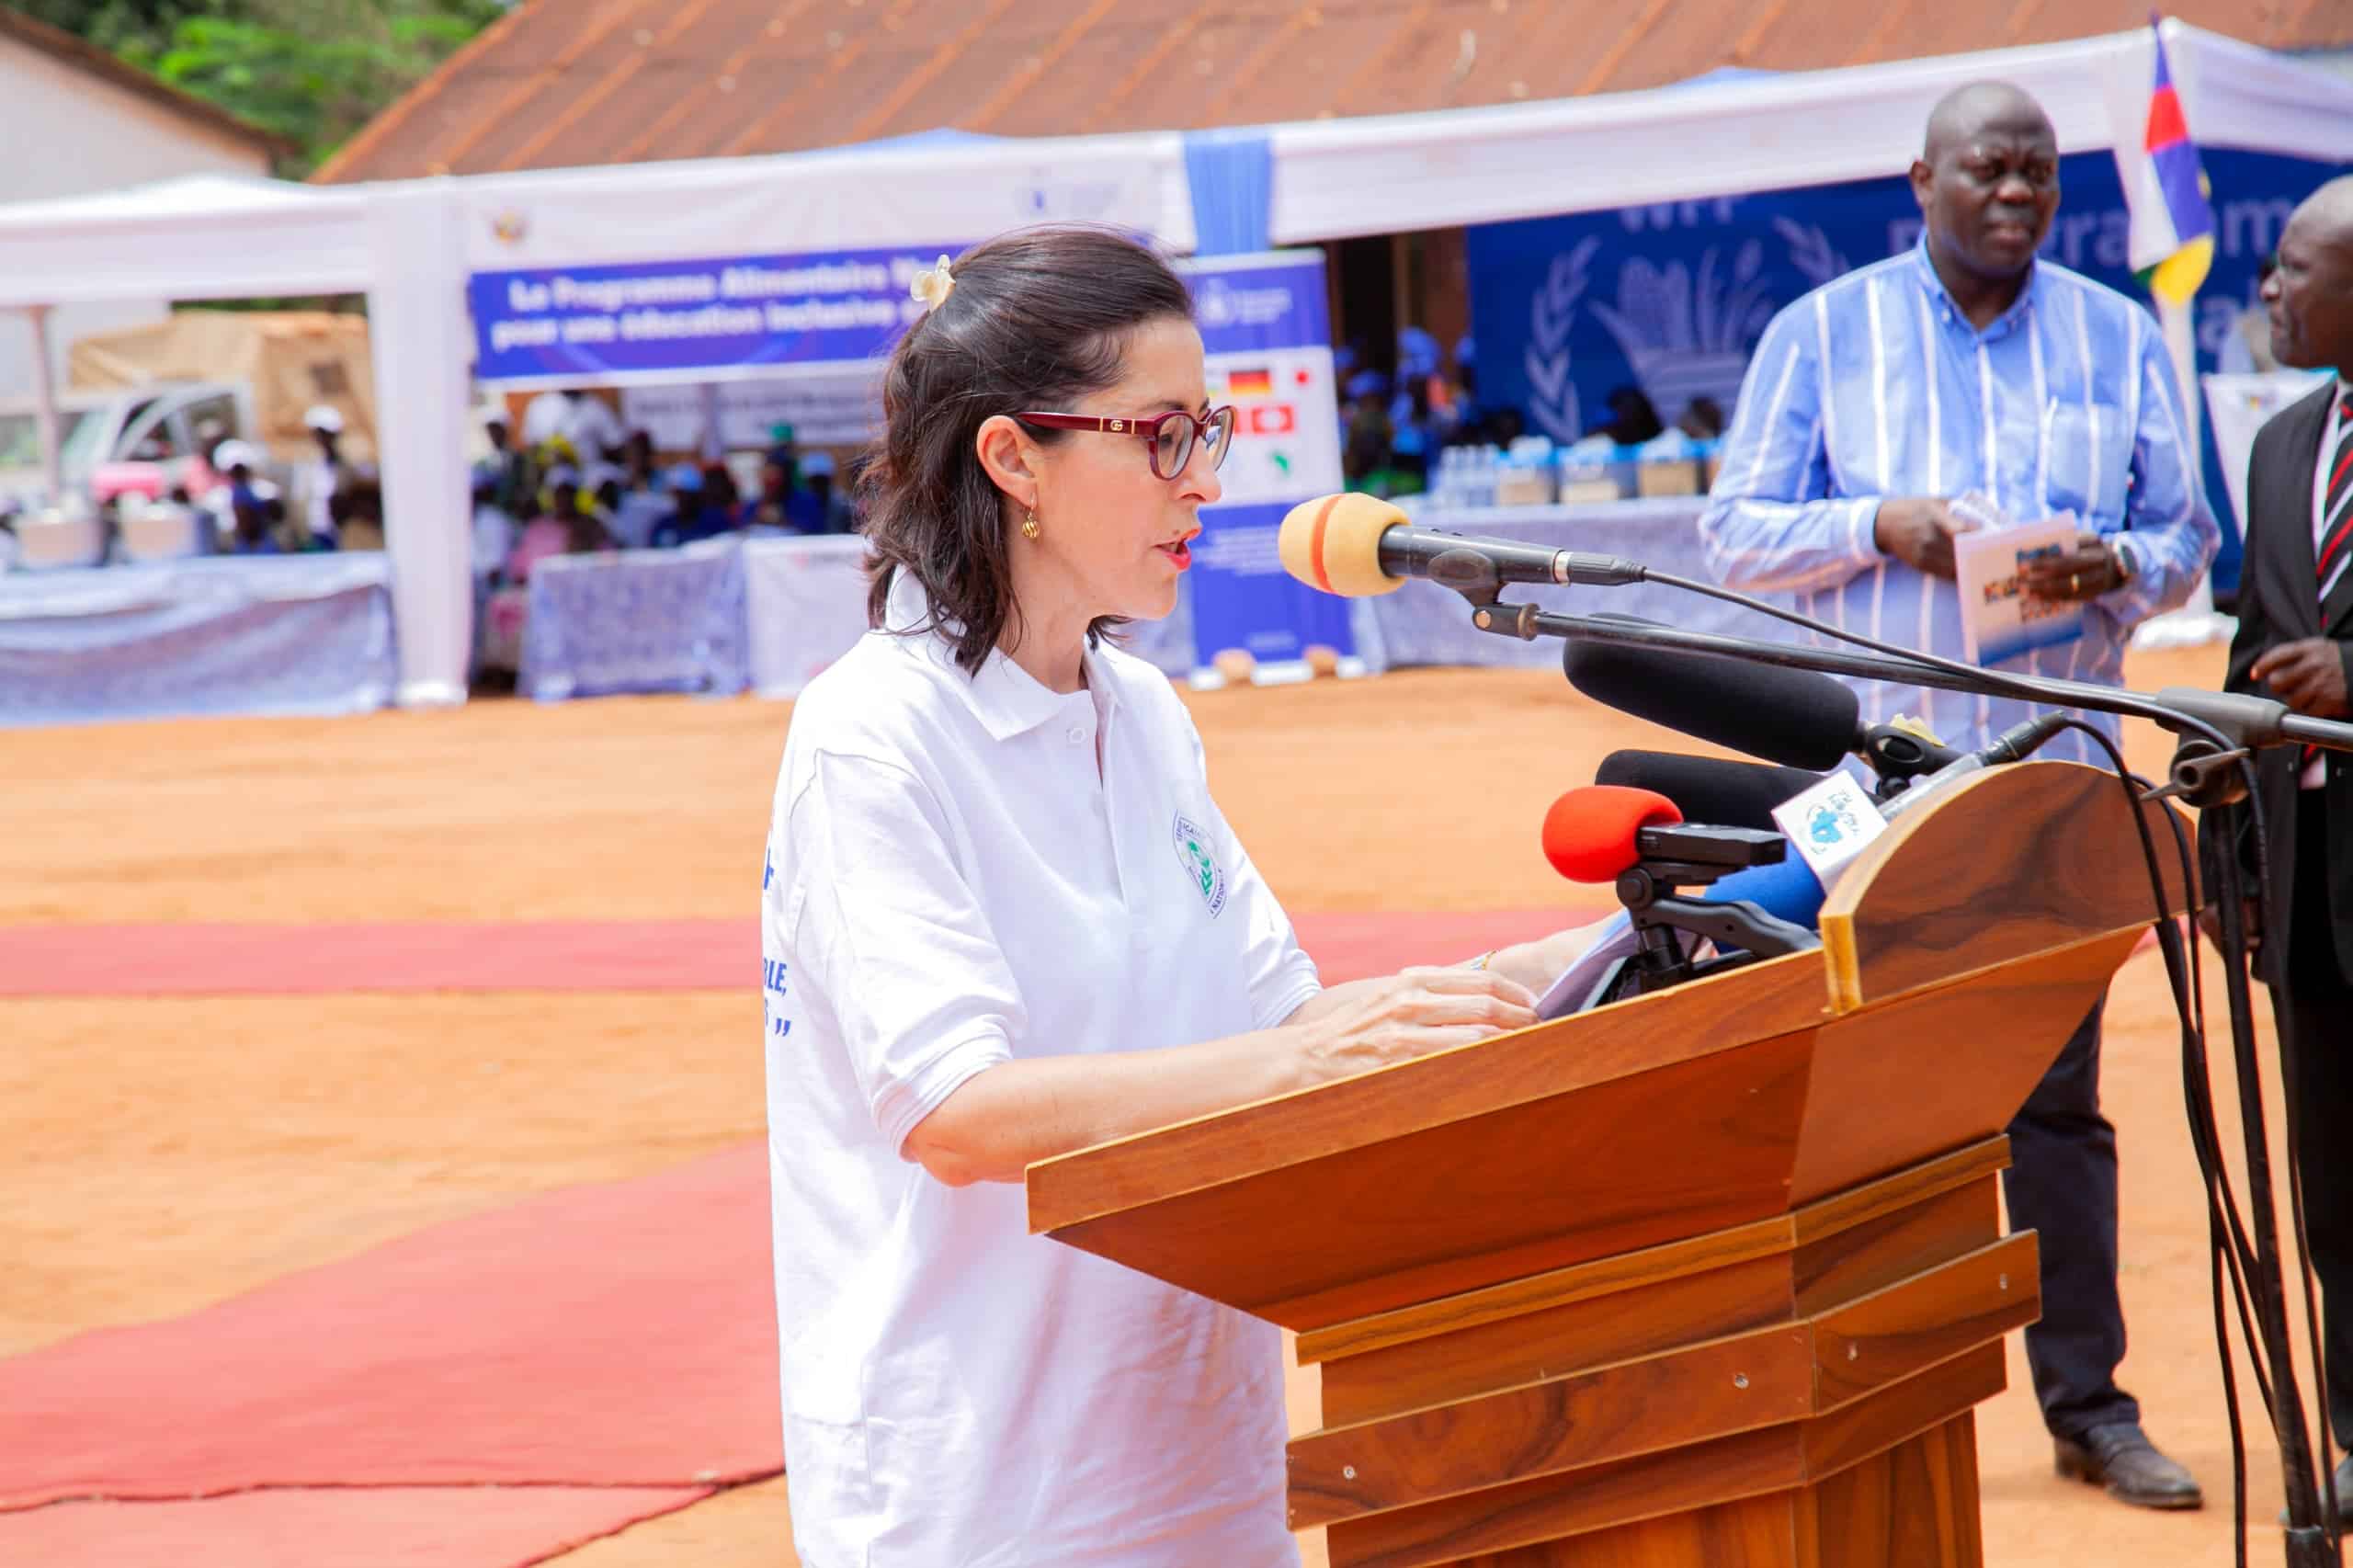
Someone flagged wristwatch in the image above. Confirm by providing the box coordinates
[2108,536,2140,586]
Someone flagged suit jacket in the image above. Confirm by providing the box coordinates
[2201,381,2353,983]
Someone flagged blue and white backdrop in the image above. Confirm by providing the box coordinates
[1468,147,2343,595]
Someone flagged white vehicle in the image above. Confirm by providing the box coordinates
[0,381,256,518]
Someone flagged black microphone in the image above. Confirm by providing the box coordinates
[1278,493,1643,598]
[1595,751,1824,831]
[1563,619,1965,778]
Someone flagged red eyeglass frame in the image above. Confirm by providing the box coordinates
[1015,406,1237,480]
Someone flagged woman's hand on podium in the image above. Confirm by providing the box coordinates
[1288,967,1537,1085]
[1477,922,1615,997]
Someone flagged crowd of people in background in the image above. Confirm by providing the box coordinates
[205,404,384,556]
[3,335,1704,576]
[471,390,857,573]
[469,389,860,681]
[0,403,386,572]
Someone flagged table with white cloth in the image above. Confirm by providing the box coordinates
[519,538,749,701]
[0,552,396,728]
[1359,497,1799,670]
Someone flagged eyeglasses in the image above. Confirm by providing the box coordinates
[1016,406,1237,481]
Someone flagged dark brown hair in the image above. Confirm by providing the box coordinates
[857,225,1194,674]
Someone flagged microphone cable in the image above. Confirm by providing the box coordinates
[2049,717,2255,1562]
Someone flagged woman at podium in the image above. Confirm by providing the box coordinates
[757,228,1570,1567]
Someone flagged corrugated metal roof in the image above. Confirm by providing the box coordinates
[313,0,2353,184]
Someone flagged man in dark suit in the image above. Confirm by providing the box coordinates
[2201,173,2353,1516]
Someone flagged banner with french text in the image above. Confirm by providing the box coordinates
[1177,251,1357,687]
[468,246,963,386]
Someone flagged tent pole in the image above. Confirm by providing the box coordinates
[23,304,62,505]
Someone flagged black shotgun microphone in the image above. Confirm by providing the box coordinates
[1596,752,1824,831]
[1279,493,1644,598]
[1563,621,1966,778]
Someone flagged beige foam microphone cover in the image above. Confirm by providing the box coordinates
[1277,493,1409,597]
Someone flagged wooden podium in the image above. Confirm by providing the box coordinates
[1027,762,2189,1567]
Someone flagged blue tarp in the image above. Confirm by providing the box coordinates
[0,554,396,727]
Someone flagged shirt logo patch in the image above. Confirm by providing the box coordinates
[1172,812,1229,918]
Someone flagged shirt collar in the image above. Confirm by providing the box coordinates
[882,566,1114,742]
[1908,234,2041,339]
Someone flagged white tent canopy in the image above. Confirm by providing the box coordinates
[0,173,375,307]
[0,20,2343,710]
[1267,22,2353,241]
[446,128,1198,272]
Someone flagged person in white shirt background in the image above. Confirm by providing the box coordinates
[300,403,355,550]
[759,226,1594,1567]
[520,386,627,478]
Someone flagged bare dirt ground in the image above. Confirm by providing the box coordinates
[3,644,2325,1565]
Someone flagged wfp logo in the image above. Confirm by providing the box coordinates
[1808,803,1849,846]
[1523,237,1597,444]
[1586,239,1775,421]
[1195,278,1292,331]
[1521,218,1850,442]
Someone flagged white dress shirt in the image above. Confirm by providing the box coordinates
[760,568,1316,1567]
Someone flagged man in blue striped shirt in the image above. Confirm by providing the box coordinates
[1702,82,2219,1511]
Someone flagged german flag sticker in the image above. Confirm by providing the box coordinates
[1224,367,1274,397]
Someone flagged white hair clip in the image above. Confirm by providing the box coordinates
[910,255,956,312]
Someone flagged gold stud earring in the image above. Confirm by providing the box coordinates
[1020,508,1040,540]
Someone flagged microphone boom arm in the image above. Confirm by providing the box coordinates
[1466,599,2353,758]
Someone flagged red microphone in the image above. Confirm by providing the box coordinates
[1541,786,1684,883]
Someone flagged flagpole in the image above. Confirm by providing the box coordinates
[2129,16,2233,648]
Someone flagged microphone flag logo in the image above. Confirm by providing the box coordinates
[1769,766,1889,892]
[1172,812,1230,918]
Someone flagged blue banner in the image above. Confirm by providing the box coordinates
[1467,148,2340,596]
[1177,252,1354,681]
[469,245,961,383]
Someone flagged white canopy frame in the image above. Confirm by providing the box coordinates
[1264,23,2353,242]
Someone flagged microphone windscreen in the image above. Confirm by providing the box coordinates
[1699,855,1826,934]
[1562,619,1861,771]
[1541,785,1683,884]
[1595,751,1824,832]
[1278,493,1409,598]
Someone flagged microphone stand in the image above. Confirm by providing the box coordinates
[1462,593,2343,1566]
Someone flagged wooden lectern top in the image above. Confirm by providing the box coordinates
[1026,761,2188,1333]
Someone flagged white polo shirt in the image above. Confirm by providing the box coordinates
[761,568,1318,1568]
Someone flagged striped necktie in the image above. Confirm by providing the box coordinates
[2321,386,2353,595]
[2302,387,2353,773]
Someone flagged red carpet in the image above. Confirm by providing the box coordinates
[0,910,1578,996]
[0,1142,781,1511]
[0,905,1583,1564]
[0,919,755,997]
[0,1486,713,1568]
